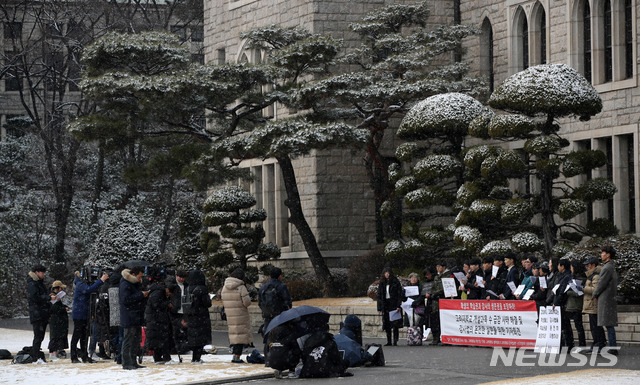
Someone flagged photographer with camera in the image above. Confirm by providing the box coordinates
[70,267,109,363]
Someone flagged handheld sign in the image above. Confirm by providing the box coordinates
[442,278,458,298]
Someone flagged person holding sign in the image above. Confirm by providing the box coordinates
[402,273,424,328]
[485,256,507,300]
[501,253,520,300]
[566,260,586,347]
[552,258,574,351]
[516,255,538,300]
[530,262,549,310]
[426,261,451,345]
[377,267,403,346]
[464,258,484,299]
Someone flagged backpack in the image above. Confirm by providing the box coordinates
[12,346,44,364]
[363,343,385,366]
[260,284,280,318]
[299,331,346,378]
[0,349,13,360]
[266,325,301,371]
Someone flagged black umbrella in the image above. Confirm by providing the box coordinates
[264,305,330,335]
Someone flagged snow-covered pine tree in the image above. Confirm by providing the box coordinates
[459,63,615,258]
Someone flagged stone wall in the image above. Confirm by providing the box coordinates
[209,303,640,346]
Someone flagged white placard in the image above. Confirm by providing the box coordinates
[539,276,547,289]
[453,272,467,285]
[514,284,526,297]
[492,265,499,278]
[50,290,66,303]
[534,306,561,354]
[404,286,419,296]
[401,298,414,314]
[552,284,560,294]
[389,309,402,322]
[476,278,485,288]
[507,281,517,293]
[522,289,534,300]
[442,278,458,298]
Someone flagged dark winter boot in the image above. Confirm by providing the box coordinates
[393,328,399,346]
[384,330,392,346]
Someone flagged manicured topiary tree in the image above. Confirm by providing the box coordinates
[202,186,280,272]
[459,64,616,257]
[386,93,487,265]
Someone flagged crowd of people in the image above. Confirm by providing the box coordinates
[25,264,213,369]
[23,245,620,374]
[376,246,620,354]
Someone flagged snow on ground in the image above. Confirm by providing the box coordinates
[481,369,640,385]
[0,328,273,385]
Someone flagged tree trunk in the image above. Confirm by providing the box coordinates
[275,156,335,294]
[159,176,175,254]
[91,143,105,225]
[540,173,557,257]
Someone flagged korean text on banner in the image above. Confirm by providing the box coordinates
[439,300,538,348]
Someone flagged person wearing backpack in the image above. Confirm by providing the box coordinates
[299,326,351,378]
[258,267,292,356]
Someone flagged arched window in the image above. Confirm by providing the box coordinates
[574,0,635,85]
[624,0,633,78]
[480,17,494,92]
[511,6,528,73]
[624,0,633,79]
[604,0,613,82]
[531,2,547,65]
[522,15,529,69]
[583,1,592,82]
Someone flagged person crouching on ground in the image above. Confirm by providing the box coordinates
[221,268,252,364]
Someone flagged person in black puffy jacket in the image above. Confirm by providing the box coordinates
[184,269,211,363]
[27,264,52,362]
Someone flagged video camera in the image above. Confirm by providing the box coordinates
[80,265,105,284]
[141,262,176,289]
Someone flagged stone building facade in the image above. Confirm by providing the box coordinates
[203,0,639,269]
[462,0,639,234]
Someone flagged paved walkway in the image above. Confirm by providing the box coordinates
[2,318,639,384]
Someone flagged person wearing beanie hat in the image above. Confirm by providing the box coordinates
[27,264,52,363]
[48,281,69,360]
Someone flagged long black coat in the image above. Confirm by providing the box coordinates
[49,300,69,340]
[186,270,211,348]
[27,271,51,324]
[377,276,403,329]
[144,282,171,349]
